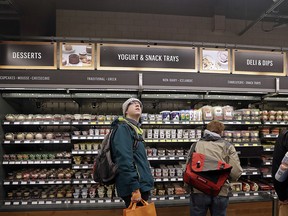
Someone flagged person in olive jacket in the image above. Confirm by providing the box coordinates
[111,98,154,207]
[187,120,243,216]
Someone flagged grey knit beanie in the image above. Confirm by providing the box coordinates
[122,98,143,116]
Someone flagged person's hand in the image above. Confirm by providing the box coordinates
[279,200,288,205]
[131,189,141,203]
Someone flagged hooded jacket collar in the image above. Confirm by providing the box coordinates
[202,129,222,141]
[125,117,141,128]
[111,117,143,135]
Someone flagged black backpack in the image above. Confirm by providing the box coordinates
[92,121,139,186]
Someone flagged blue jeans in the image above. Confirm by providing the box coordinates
[190,193,229,216]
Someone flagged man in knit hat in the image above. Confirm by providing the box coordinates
[110,98,154,208]
[122,98,143,117]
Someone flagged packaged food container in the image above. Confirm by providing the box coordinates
[148,114,156,121]
[5,133,14,140]
[224,131,233,138]
[146,148,153,157]
[269,115,275,122]
[242,116,251,121]
[141,113,148,121]
[26,133,34,140]
[74,114,81,120]
[82,114,91,120]
[16,133,25,140]
[213,106,223,120]
[251,109,260,116]
[233,131,241,138]
[64,114,73,120]
[260,128,270,135]
[35,133,43,140]
[230,182,242,192]
[160,111,170,121]
[233,111,242,121]
[241,131,250,137]
[171,111,180,121]
[180,110,188,121]
[34,114,43,121]
[276,115,283,121]
[16,114,26,121]
[158,149,166,156]
[202,105,213,121]
[269,110,276,116]
[223,106,234,120]
[166,149,175,156]
[155,114,162,121]
[44,114,53,120]
[5,114,15,121]
[53,114,62,121]
[242,181,251,192]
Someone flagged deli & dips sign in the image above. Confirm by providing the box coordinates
[233,49,285,76]
[0,41,57,69]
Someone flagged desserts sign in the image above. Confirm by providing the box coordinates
[0,41,57,69]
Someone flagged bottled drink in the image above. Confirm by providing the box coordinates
[275,152,288,182]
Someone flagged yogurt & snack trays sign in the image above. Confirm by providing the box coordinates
[0,41,57,69]
[97,44,197,72]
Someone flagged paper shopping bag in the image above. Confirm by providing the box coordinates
[279,203,288,216]
[123,199,157,216]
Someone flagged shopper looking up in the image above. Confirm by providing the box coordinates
[272,130,288,216]
[110,98,154,207]
[187,120,243,216]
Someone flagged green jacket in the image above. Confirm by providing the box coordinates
[111,117,154,197]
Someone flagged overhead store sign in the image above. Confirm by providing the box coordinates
[97,44,197,72]
[143,72,275,93]
[59,42,95,70]
[0,41,57,69]
[200,48,230,73]
[0,70,139,89]
[233,49,285,76]
[279,77,288,93]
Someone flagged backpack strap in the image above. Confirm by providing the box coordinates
[187,142,197,164]
[117,117,143,149]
